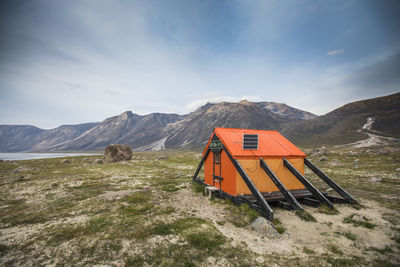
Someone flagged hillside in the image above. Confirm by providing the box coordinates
[282,92,400,146]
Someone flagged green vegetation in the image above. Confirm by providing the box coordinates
[225,203,260,227]
[303,246,315,254]
[295,210,317,222]
[272,218,286,234]
[343,214,376,229]
[318,204,339,215]
[0,149,399,266]
[344,231,357,241]
[327,243,344,255]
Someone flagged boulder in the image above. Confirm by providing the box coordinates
[104,144,132,163]
[250,217,279,239]
[318,157,328,162]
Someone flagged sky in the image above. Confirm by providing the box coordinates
[0,0,399,129]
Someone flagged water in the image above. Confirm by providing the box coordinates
[0,152,102,161]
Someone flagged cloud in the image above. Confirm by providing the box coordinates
[326,49,344,56]
[344,50,400,94]
[185,95,261,111]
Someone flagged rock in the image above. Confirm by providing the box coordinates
[311,146,330,156]
[60,159,72,163]
[93,158,103,164]
[318,157,328,162]
[104,144,132,163]
[250,217,279,239]
[328,159,342,167]
[396,168,400,172]
[370,177,382,182]
[157,155,169,160]
[354,159,359,164]
[347,151,359,156]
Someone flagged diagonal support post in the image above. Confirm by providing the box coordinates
[260,159,303,210]
[283,158,334,209]
[223,147,274,220]
[304,158,358,204]
[192,148,210,181]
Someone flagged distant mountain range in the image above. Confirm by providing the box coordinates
[0,93,399,152]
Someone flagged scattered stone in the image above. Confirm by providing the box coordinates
[396,168,400,172]
[98,190,133,201]
[319,157,328,162]
[311,146,330,156]
[250,217,279,239]
[370,177,382,182]
[328,159,342,167]
[157,155,169,160]
[13,165,31,172]
[354,159,359,164]
[60,159,72,163]
[347,151,359,156]
[104,144,132,163]
[325,188,333,193]
[93,158,103,164]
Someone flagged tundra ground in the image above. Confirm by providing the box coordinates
[0,148,399,266]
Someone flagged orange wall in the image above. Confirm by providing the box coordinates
[204,152,213,186]
[203,150,237,196]
[236,158,305,195]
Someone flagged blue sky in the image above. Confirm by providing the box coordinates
[1,0,399,128]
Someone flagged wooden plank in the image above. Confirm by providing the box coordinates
[304,158,358,204]
[283,158,333,209]
[192,148,210,180]
[260,158,303,210]
[223,146,274,220]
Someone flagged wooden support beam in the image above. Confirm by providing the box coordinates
[260,158,303,210]
[223,147,274,220]
[274,201,296,210]
[192,148,210,181]
[304,158,358,204]
[300,197,320,207]
[283,158,334,209]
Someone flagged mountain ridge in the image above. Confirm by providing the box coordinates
[1,94,398,152]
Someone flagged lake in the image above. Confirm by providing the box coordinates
[0,153,102,161]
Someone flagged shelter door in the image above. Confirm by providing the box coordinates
[213,151,222,189]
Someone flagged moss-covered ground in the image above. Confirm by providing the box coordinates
[0,148,399,266]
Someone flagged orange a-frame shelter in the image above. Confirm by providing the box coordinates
[193,127,357,220]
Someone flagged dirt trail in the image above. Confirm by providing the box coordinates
[167,187,399,259]
[337,117,399,148]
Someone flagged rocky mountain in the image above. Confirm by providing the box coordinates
[1,94,398,152]
[282,92,400,146]
[255,102,317,120]
[0,123,97,152]
[43,111,184,151]
[162,100,303,148]
[0,100,314,152]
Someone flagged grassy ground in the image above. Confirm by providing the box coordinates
[0,148,399,266]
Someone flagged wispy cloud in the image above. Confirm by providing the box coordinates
[0,1,399,128]
[326,49,344,56]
